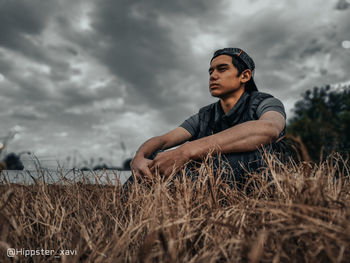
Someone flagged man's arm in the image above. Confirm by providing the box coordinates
[183,111,285,158]
[130,127,192,178]
[150,111,285,176]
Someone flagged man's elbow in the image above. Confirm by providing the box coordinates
[264,122,282,142]
[258,111,285,142]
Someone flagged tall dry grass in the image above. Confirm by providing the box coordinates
[0,153,349,262]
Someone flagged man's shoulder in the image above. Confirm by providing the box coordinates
[250,91,274,101]
[253,92,286,119]
[248,91,275,112]
[251,91,285,107]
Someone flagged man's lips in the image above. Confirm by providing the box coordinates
[210,83,219,89]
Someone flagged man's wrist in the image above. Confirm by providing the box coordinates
[179,138,219,161]
[178,142,196,160]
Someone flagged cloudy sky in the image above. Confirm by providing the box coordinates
[0,0,349,168]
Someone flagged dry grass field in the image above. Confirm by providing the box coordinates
[0,153,349,262]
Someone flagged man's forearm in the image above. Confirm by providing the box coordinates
[134,136,166,159]
[180,120,280,160]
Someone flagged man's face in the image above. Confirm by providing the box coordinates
[208,55,243,98]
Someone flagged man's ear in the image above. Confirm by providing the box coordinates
[240,69,252,84]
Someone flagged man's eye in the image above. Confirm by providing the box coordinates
[219,68,227,72]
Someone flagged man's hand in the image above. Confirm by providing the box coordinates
[129,127,192,180]
[130,155,154,179]
[149,147,190,178]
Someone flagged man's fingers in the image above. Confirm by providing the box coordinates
[148,159,156,168]
[148,159,159,174]
[149,162,159,174]
[164,165,177,178]
[141,167,153,180]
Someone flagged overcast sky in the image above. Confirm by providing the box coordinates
[0,0,349,168]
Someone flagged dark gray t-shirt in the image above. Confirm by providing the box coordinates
[180,97,286,137]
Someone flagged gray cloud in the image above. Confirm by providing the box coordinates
[0,0,57,60]
[10,110,46,121]
[86,0,225,109]
[0,0,50,44]
[335,0,350,10]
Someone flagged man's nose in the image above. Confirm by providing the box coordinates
[210,71,218,80]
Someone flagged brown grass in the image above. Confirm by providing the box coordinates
[0,153,349,262]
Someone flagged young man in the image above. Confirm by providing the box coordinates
[130,48,286,181]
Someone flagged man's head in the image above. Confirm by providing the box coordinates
[209,48,258,96]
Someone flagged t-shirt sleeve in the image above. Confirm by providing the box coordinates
[179,113,200,137]
[256,97,286,119]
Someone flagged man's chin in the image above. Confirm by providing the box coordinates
[210,91,221,98]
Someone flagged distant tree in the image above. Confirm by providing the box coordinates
[287,85,350,161]
[123,158,132,171]
[2,153,24,170]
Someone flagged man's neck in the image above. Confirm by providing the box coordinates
[220,88,245,114]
